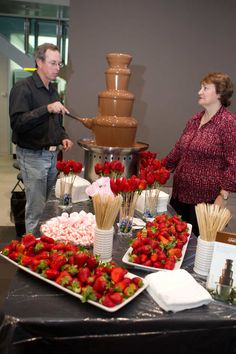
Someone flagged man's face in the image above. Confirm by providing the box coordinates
[36,49,62,82]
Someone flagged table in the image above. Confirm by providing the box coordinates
[0,195,236,354]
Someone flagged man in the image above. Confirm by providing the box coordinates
[10,43,73,234]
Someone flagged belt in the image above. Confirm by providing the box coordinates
[43,146,58,151]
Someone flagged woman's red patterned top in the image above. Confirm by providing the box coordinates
[165,106,236,204]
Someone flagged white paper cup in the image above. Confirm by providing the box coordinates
[93,226,114,262]
[193,237,215,277]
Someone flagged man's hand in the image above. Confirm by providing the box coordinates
[47,101,69,115]
[62,139,73,152]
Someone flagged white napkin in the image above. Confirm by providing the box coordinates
[145,269,212,312]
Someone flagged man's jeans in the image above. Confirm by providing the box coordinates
[16,146,58,234]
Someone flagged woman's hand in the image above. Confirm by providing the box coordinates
[214,190,229,208]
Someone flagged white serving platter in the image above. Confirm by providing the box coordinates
[122,224,192,272]
[0,253,148,312]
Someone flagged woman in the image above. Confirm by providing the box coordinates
[165,72,236,235]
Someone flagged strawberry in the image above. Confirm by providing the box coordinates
[109,292,123,304]
[16,243,25,253]
[69,279,82,294]
[34,251,50,260]
[115,278,131,292]
[153,261,164,268]
[100,294,116,308]
[34,241,45,253]
[8,251,19,261]
[20,255,32,266]
[63,264,78,276]
[81,285,97,302]
[110,267,127,283]
[9,240,20,251]
[168,248,182,259]
[128,253,140,264]
[2,245,12,256]
[75,252,88,267]
[21,233,37,248]
[86,255,99,270]
[93,275,108,293]
[43,269,59,280]
[56,271,73,287]
[140,254,148,264]
[123,283,138,297]
[40,235,55,244]
[132,276,143,288]
[52,243,66,252]
[143,260,152,267]
[77,267,91,284]
[164,259,175,270]
[50,254,67,271]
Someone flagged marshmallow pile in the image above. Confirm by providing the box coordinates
[40,211,96,246]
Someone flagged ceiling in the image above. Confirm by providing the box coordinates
[0,0,70,20]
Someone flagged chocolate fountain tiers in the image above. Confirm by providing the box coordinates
[77,52,148,182]
[79,52,138,147]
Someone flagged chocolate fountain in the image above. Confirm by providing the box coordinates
[77,52,148,182]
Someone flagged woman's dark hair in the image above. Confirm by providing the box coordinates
[201,72,234,107]
[34,43,60,68]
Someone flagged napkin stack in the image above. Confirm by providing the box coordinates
[135,190,169,213]
[146,269,212,312]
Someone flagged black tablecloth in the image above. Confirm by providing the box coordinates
[1,195,236,354]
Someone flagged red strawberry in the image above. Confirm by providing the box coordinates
[109,292,123,304]
[81,285,98,302]
[111,267,127,283]
[153,261,164,268]
[77,267,91,284]
[56,271,73,287]
[168,248,182,259]
[100,294,116,308]
[21,233,37,248]
[93,275,108,293]
[123,283,138,297]
[69,279,82,294]
[75,252,88,267]
[43,268,60,280]
[50,254,67,271]
[115,278,131,292]
[20,255,32,266]
[40,235,55,244]
[128,253,140,264]
[131,276,143,288]
[164,259,175,270]
[2,245,12,256]
[86,255,98,270]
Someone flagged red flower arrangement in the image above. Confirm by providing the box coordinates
[56,160,83,209]
[139,151,170,188]
[138,151,170,219]
[110,176,147,234]
[56,160,83,175]
[94,160,124,178]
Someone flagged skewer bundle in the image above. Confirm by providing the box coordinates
[195,203,231,241]
[92,194,123,230]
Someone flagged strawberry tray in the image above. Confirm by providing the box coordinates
[0,253,148,312]
[122,224,192,272]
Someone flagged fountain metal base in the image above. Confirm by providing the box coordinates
[78,138,149,182]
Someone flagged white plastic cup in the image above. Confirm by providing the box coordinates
[93,226,114,262]
[193,237,215,277]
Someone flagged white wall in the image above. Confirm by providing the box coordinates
[65,0,236,163]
